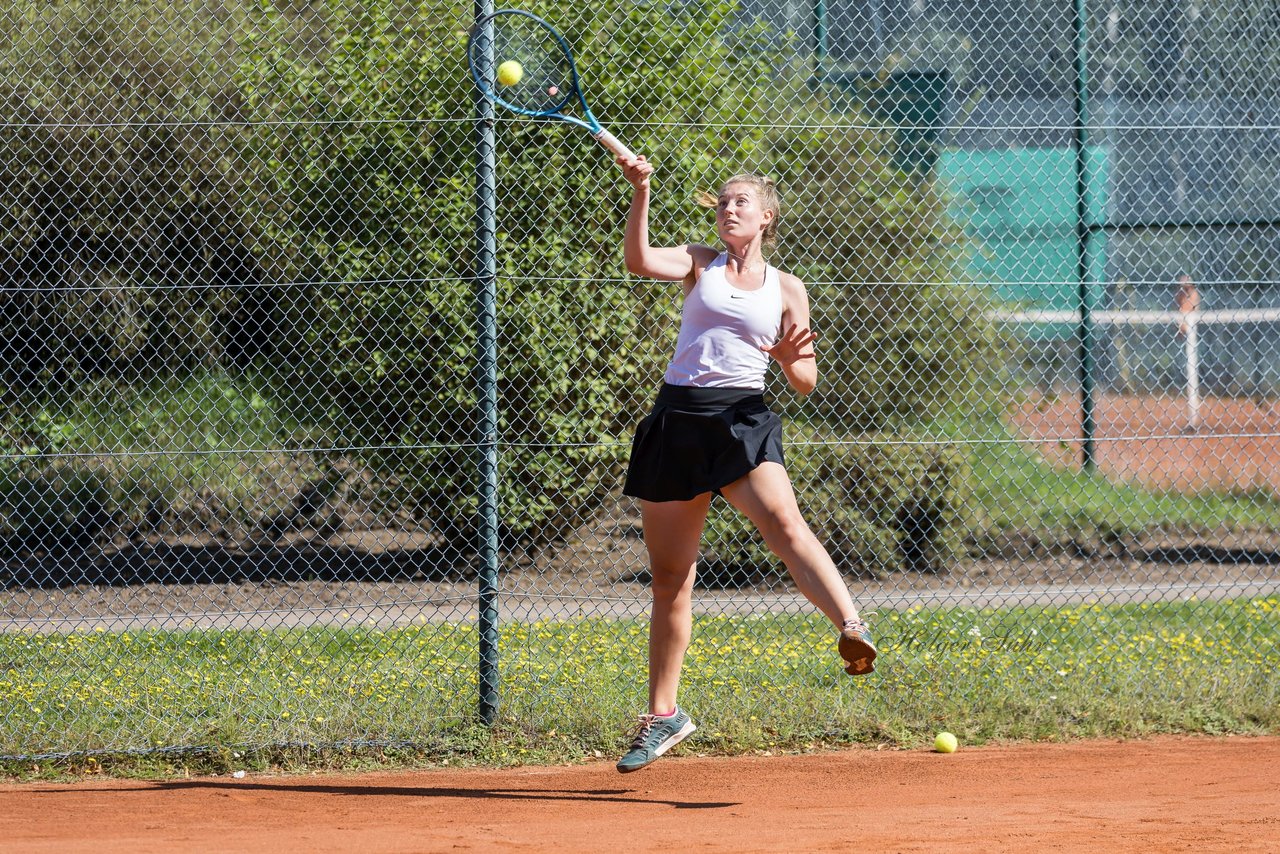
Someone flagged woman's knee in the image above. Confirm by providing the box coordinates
[759,513,813,561]
[648,559,696,600]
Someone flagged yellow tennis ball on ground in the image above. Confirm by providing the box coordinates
[496,60,524,86]
[935,732,959,753]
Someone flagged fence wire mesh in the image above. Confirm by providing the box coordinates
[1,0,1278,760]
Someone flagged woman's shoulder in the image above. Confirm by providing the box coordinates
[772,268,809,315]
[686,244,723,282]
[773,268,806,292]
[687,244,721,266]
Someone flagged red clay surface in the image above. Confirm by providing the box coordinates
[3,735,1278,853]
[1009,393,1280,494]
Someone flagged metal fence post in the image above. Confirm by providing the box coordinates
[813,0,827,67]
[471,0,501,725]
[1072,0,1098,471]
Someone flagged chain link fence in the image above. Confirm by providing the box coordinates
[2,0,1277,760]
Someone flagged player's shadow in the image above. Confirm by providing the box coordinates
[146,780,738,809]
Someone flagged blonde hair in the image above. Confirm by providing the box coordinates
[697,174,781,246]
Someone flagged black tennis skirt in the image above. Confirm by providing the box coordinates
[623,383,785,502]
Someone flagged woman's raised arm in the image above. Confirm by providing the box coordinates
[619,155,698,282]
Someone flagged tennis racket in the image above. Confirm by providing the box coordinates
[467,9,636,161]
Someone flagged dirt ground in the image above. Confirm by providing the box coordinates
[4,506,1276,630]
[3,735,1277,853]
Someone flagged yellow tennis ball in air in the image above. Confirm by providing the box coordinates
[496,60,524,86]
[934,732,959,753]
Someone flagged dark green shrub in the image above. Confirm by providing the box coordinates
[700,426,971,578]
[234,0,769,545]
[0,0,1011,558]
[0,463,111,557]
[0,3,280,398]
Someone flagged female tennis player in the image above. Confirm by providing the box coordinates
[614,154,876,774]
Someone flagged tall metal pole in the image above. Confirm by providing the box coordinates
[870,0,884,63]
[471,0,501,725]
[1072,0,1098,471]
[814,0,828,69]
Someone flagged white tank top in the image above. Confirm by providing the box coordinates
[664,252,783,390]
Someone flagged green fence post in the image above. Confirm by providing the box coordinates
[471,0,500,725]
[814,0,827,68]
[1072,0,1098,471]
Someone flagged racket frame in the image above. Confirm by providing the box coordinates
[467,9,635,160]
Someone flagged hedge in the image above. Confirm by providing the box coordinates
[700,425,972,580]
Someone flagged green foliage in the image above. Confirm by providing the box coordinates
[3,0,1012,550]
[0,1,271,395]
[0,462,110,556]
[803,274,1012,431]
[234,0,769,543]
[0,373,361,566]
[702,425,971,577]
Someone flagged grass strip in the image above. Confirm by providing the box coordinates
[2,597,1277,778]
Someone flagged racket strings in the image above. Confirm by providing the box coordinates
[488,17,575,115]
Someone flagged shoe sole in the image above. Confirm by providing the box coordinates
[839,632,877,675]
[616,720,697,774]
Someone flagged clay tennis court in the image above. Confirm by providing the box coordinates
[1009,392,1280,494]
[4,735,1278,852]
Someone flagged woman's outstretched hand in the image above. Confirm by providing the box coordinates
[618,154,653,190]
[763,323,817,366]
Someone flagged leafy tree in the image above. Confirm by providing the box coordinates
[236,0,771,546]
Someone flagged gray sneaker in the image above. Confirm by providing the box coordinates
[616,708,696,773]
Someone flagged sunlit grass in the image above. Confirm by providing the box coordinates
[2,598,1277,776]
[935,416,1280,538]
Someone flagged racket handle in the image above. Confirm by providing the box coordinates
[593,128,636,162]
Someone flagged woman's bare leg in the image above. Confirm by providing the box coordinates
[639,493,713,714]
[718,462,858,626]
